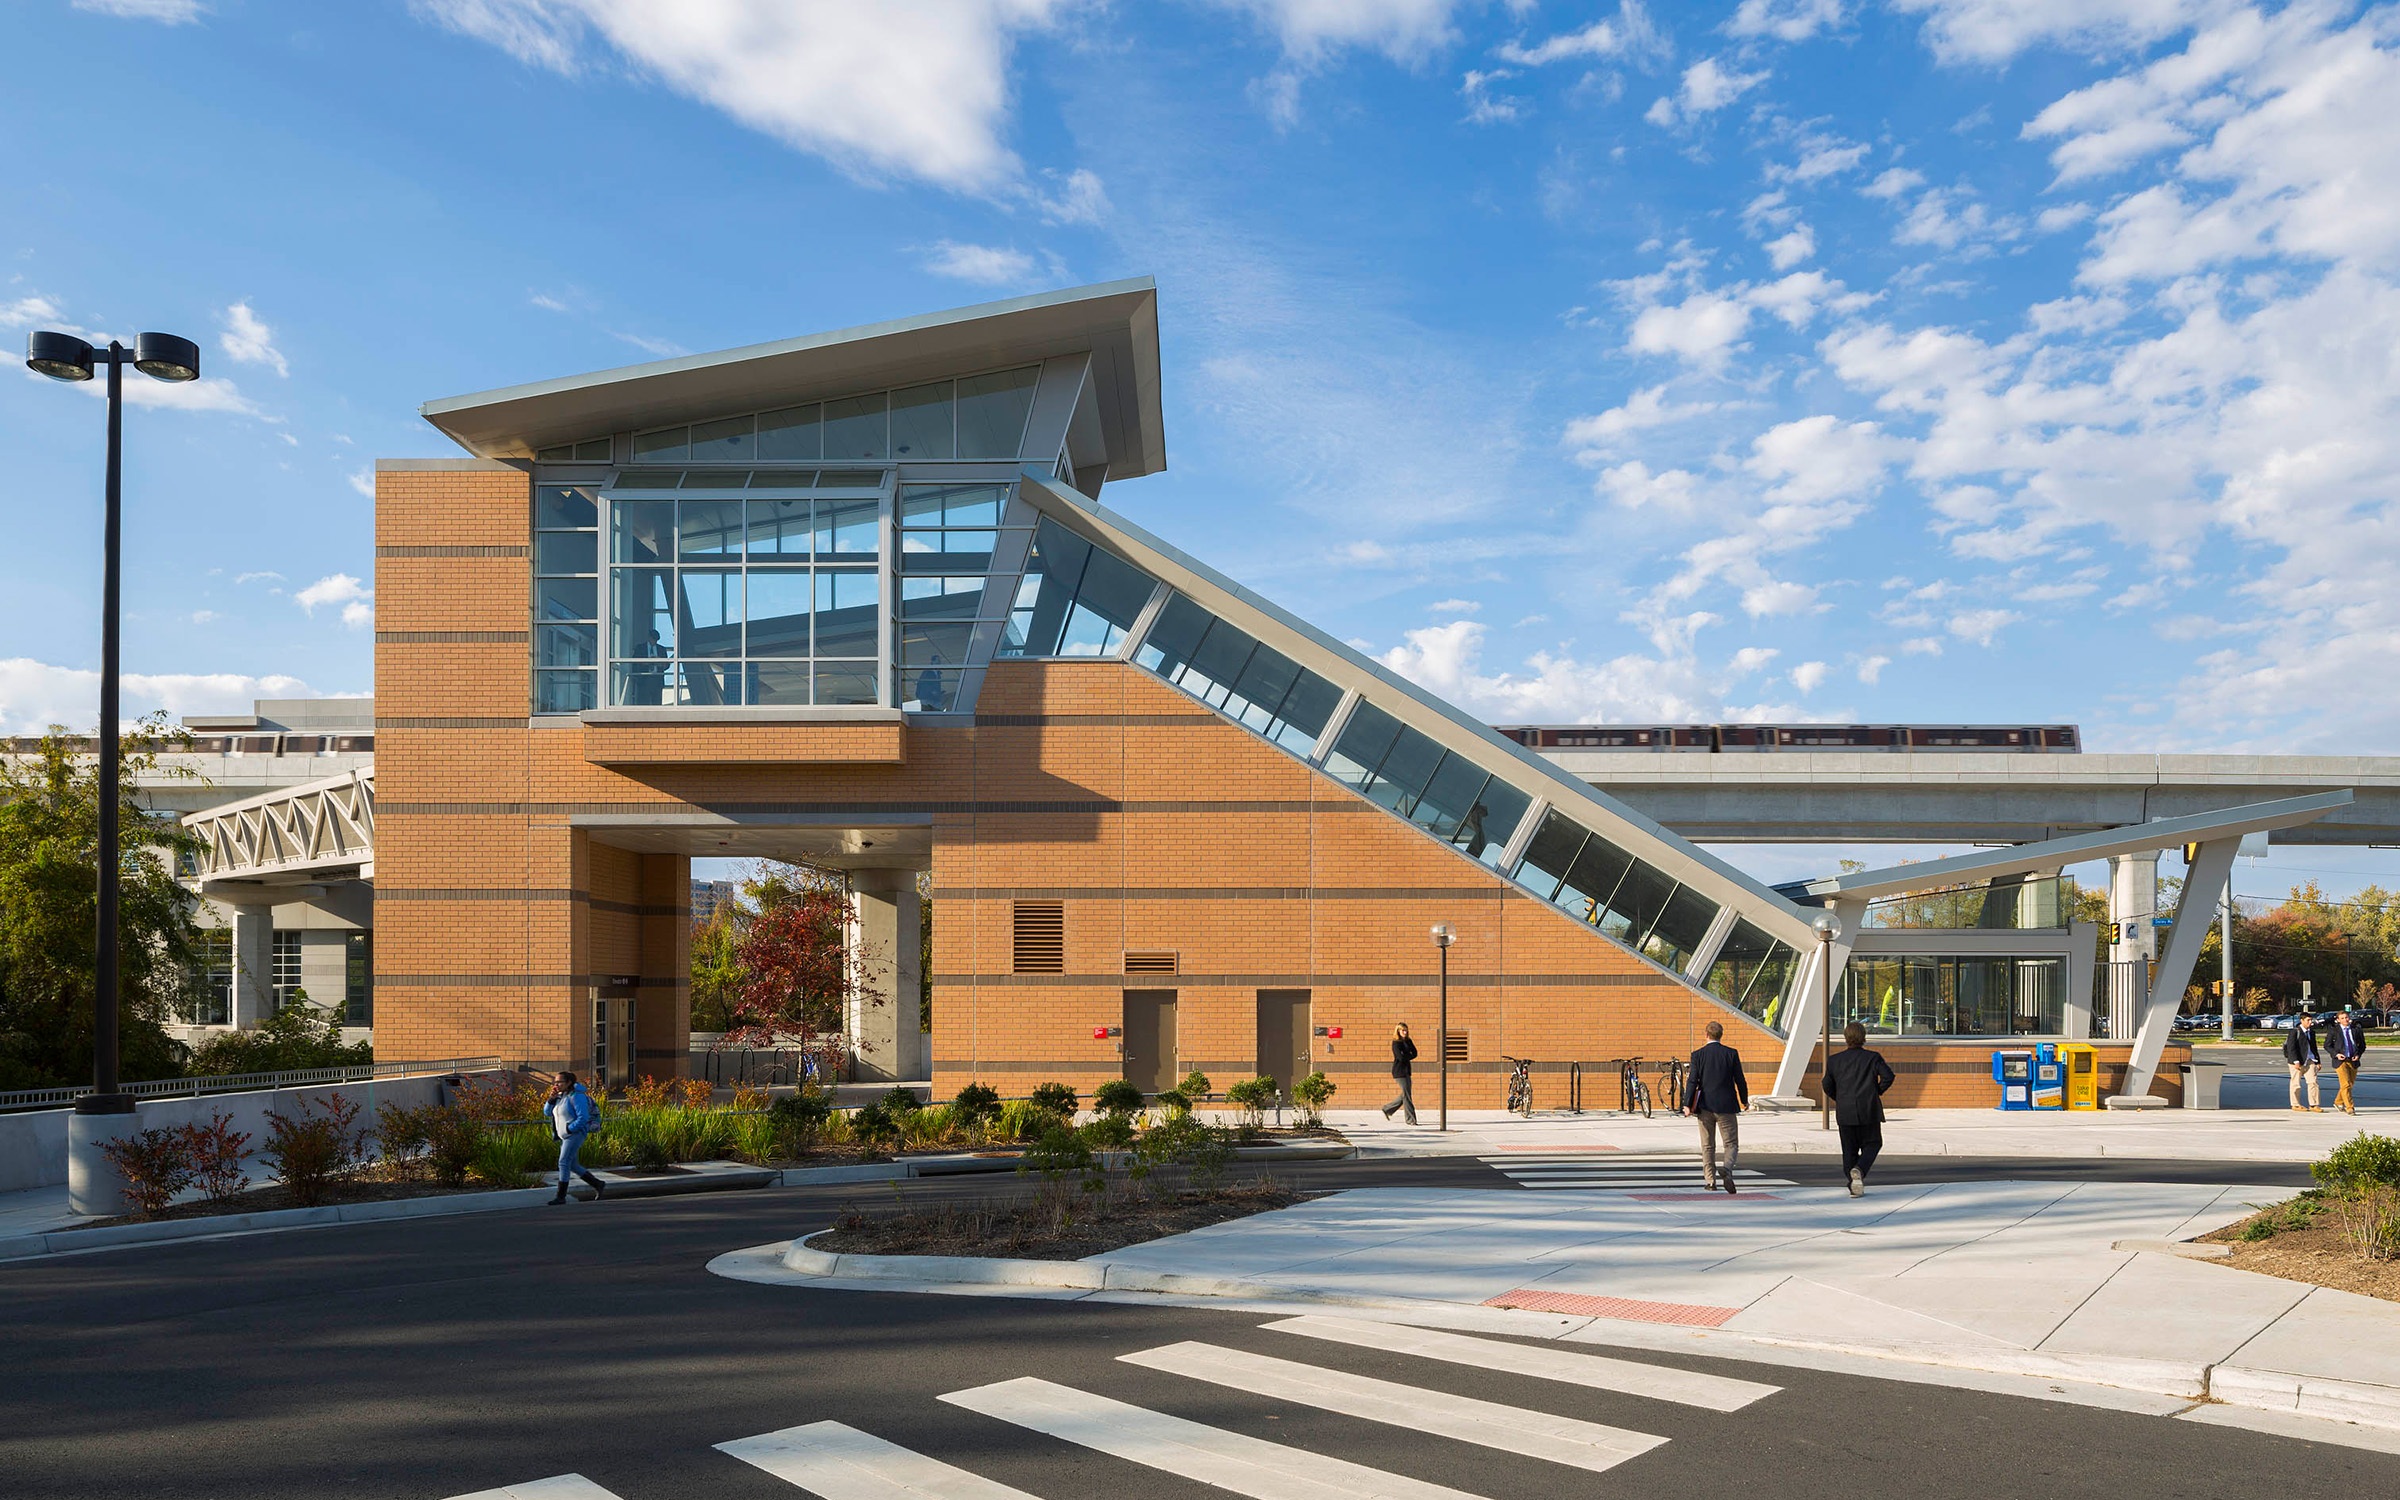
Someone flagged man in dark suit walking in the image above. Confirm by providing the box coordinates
[1822,1022,1896,1196]
[1681,1020,1749,1192]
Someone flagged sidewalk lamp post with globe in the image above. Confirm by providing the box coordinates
[1431,922,1455,1132]
[24,328,202,1214]
[1814,911,1842,1131]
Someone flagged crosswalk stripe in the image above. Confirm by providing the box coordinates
[1261,1316,1778,1412]
[941,1376,1485,1500]
[445,1477,624,1500]
[1120,1341,1665,1473]
[717,1420,1041,1500]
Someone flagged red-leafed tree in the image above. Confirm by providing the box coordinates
[723,864,883,1049]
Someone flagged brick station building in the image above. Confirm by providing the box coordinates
[373,280,2183,1108]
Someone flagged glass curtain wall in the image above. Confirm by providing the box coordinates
[1836,955,2066,1036]
[1323,703,1532,870]
[1509,809,1723,973]
[187,928,232,1026]
[998,517,1155,657]
[1134,593,1345,758]
[613,366,1039,466]
[534,484,601,713]
[1703,919,1800,1028]
[898,482,1009,711]
[603,469,883,706]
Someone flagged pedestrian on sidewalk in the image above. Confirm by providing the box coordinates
[1381,1023,1420,1125]
[547,1072,607,1204]
[2284,1014,2324,1113]
[2327,1007,2368,1115]
[1681,1020,1749,1193]
[1822,1023,1896,1196]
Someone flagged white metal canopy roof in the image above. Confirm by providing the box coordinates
[419,278,1164,475]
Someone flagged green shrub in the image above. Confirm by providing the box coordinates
[261,1093,365,1207]
[2314,1134,2400,1194]
[96,1128,195,1219]
[1153,1087,1192,1118]
[879,1086,925,1116]
[182,1113,252,1205]
[994,1099,1055,1140]
[1179,1069,1212,1100]
[375,1102,434,1178]
[1027,1081,1078,1118]
[899,1104,957,1147]
[421,1109,488,1187]
[1135,1111,1233,1191]
[469,1133,536,1189]
[1023,1122,1103,1198]
[1093,1079,1144,1117]
[1081,1114,1135,1150]
[576,1128,627,1168]
[1224,1075,1278,1132]
[951,1082,1001,1126]
[1292,1071,1336,1128]
[188,998,372,1077]
[849,1101,902,1147]
[770,1090,834,1135]
[730,1112,781,1164]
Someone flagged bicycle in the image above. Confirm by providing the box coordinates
[1655,1057,1686,1115]
[1618,1057,1652,1118]
[1502,1055,1534,1115]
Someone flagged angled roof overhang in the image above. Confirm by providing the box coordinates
[1788,790,2354,903]
[419,278,1164,477]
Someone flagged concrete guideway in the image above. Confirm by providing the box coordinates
[723,1177,2400,1443]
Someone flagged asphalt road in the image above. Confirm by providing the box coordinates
[3,1156,2390,1500]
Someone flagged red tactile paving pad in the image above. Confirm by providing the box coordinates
[1628,1192,1783,1202]
[1482,1290,1742,1326]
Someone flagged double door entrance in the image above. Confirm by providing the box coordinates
[1119,989,1313,1099]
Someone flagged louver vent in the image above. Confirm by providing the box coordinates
[1123,951,1179,975]
[1013,902,1065,974]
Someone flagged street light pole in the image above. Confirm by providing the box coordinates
[26,330,200,1212]
[1431,922,1455,1132]
[2221,894,2236,1042]
[1813,911,1841,1132]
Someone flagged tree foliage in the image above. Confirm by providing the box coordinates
[187,993,370,1076]
[724,863,881,1046]
[0,720,201,1089]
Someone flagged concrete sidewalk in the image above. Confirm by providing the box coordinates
[1322,1100,2397,1162]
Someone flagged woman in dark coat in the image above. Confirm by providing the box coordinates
[1381,1023,1420,1125]
[1823,1022,1896,1195]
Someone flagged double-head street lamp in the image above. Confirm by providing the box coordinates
[1430,922,1456,1132]
[25,330,200,1166]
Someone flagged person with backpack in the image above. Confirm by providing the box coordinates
[547,1072,608,1204]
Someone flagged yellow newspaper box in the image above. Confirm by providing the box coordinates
[2062,1043,2101,1110]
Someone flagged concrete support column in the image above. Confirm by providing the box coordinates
[848,871,926,1084]
[2106,853,2159,1041]
[229,902,276,1030]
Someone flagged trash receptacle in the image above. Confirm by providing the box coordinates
[2182,1059,2224,1110]
[2061,1043,2100,1110]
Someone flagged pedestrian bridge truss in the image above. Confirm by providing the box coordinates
[183,768,375,884]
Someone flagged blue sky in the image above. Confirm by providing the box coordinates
[5,1,2398,895]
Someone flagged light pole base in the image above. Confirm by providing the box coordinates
[68,1101,141,1218]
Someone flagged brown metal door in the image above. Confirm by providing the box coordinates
[1123,990,1178,1095]
[1256,989,1312,1098]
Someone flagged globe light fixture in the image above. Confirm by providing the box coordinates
[1430,923,1456,1130]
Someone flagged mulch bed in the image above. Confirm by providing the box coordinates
[2200,1209,2400,1304]
[70,1174,501,1231]
[815,1180,1303,1261]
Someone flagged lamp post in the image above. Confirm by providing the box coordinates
[1430,922,1455,1132]
[26,329,200,1214]
[1813,910,1842,1132]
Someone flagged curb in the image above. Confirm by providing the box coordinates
[0,1162,775,1263]
[754,1233,2400,1430]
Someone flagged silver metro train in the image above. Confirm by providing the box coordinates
[1494,724,2080,753]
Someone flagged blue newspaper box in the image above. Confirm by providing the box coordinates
[2031,1041,2065,1110]
[1992,1049,2035,1110]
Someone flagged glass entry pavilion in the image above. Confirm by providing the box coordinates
[372,279,2106,1107]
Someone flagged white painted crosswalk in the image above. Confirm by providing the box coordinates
[1481,1155,1792,1192]
[448,1313,1778,1500]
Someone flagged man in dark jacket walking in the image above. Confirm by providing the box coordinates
[2327,1008,2369,1115]
[1381,1023,1420,1125]
[2285,1014,2324,1112]
[1823,1022,1896,1196]
[1681,1021,1749,1192]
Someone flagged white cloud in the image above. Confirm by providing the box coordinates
[1645,56,1768,127]
[1626,289,1752,364]
[0,660,314,736]
[0,295,67,329]
[1901,636,1944,655]
[295,573,373,629]
[1460,68,1524,124]
[1563,384,1719,455]
[1730,645,1781,676]
[1495,3,1666,66]
[1372,616,1753,725]
[1727,0,1845,44]
[1862,166,1924,199]
[218,301,287,378]
[612,330,689,358]
[234,571,284,587]
[922,240,1039,284]
[1595,459,1703,512]
[1745,414,1892,504]
[1764,225,1815,270]
[1036,167,1109,225]
[73,0,206,20]
[190,610,221,625]
[1791,659,1829,692]
[1856,654,1891,684]
[1947,607,2020,646]
[413,0,1079,195]
[1891,0,2203,66]
[1428,597,1480,615]
[529,292,572,312]
[347,468,375,498]
[87,373,268,418]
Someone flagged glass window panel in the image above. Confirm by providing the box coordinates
[903,667,964,713]
[535,531,597,576]
[1603,861,1678,949]
[610,500,673,565]
[744,498,812,558]
[1134,593,1212,678]
[677,570,743,658]
[813,569,879,657]
[574,438,612,461]
[610,660,672,708]
[536,623,597,668]
[758,405,821,461]
[900,577,988,621]
[536,444,571,463]
[1556,834,1636,927]
[1455,776,1531,868]
[1182,617,1255,707]
[609,469,683,491]
[2017,957,2064,1035]
[898,487,947,530]
[1052,543,1153,657]
[536,485,598,530]
[534,669,596,715]
[1511,810,1586,903]
[817,469,885,488]
[822,393,889,461]
[816,500,880,557]
[748,661,811,706]
[900,527,996,555]
[1958,958,2013,1037]
[1268,671,1343,757]
[956,366,1039,458]
[1366,726,1446,818]
[900,621,973,669]
[814,661,879,706]
[632,426,688,461]
[942,485,1003,526]
[743,569,812,657]
[1226,643,1299,732]
[536,576,598,622]
[1324,700,1402,791]
[681,470,748,490]
[1408,754,1488,842]
[677,498,745,559]
[673,660,743,707]
[889,381,955,460]
[750,469,816,488]
[689,414,755,461]
[1645,886,1720,972]
[1011,519,1083,656]
[610,567,675,662]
